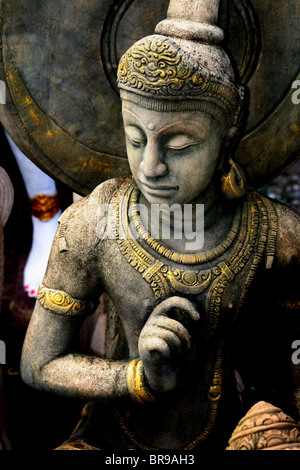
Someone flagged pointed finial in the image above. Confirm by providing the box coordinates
[155,0,224,43]
[117,0,245,139]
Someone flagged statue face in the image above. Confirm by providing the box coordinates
[122,100,223,206]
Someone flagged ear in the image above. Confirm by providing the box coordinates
[228,126,239,140]
[219,123,241,165]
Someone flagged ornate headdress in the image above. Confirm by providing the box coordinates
[117,0,245,138]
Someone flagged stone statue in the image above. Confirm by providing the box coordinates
[0,166,14,310]
[226,401,300,450]
[0,166,13,450]
[20,0,300,451]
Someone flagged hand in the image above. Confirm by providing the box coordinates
[138,296,200,394]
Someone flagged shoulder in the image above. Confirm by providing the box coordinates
[60,176,132,222]
[42,177,133,298]
[253,193,300,318]
[259,194,300,269]
[57,176,132,251]
[86,175,133,206]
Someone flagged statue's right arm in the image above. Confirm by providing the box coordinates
[20,180,131,402]
[21,301,130,401]
[20,178,198,403]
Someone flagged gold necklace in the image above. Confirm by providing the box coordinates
[115,183,246,300]
[129,187,241,265]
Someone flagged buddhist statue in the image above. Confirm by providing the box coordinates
[20,0,300,451]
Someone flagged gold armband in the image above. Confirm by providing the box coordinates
[36,283,94,316]
[127,359,156,404]
[30,193,60,221]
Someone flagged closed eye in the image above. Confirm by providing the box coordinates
[165,135,202,151]
[166,141,201,150]
[126,135,145,147]
[125,127,146,148]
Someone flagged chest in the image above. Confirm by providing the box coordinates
[100,235,259,358]
[98,184,276,356]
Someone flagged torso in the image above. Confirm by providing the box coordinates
[91,178,279,449]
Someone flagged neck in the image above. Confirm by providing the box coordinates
[137,176,236,253]
[139,175,229,227]
[190,177,228,230]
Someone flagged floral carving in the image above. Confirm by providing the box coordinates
[227,401,300,450]
[118,37,196,95]
[117,36,240,119]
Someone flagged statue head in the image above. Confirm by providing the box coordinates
[117,0,246,205]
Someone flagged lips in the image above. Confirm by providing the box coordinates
[139,180,179,195]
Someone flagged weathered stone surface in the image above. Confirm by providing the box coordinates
[0,166,13,311]
[0,0,299,193]
[227,401,300,450]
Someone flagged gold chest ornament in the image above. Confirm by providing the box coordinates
[112,181,278,450]
[115,182,277,337]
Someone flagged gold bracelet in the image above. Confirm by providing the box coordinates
[30,193,60,221]
[127,359,156,404]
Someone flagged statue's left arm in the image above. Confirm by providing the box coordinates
[270,201,300,420]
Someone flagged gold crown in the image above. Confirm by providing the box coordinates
[117,35,244,132]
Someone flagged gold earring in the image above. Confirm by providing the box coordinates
[221,158,246,199]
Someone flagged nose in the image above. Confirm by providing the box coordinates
[140,141,167,179]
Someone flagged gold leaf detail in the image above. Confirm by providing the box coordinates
[117,36,240,115]
[37,284,93,316]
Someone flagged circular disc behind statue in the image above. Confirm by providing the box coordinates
[0,0,299,195]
